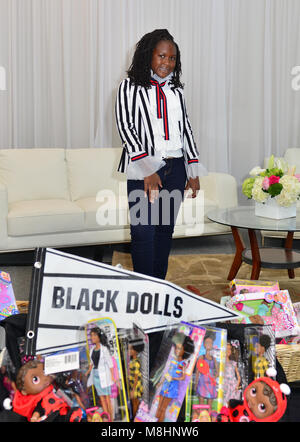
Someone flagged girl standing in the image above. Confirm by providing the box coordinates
[115,29,204,281]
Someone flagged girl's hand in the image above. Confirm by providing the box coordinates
[185,177,200,198]
[144,173,162,203]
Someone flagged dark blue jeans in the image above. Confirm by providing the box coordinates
[127,157,187,280]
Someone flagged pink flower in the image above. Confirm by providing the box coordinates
[295,174,300,182]
[268,175,280,185]
[262,176,270,190]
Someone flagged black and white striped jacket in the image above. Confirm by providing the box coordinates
[115,77,199,173]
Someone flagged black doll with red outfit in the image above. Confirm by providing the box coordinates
[218,368,290,422]
[12,360,85,422]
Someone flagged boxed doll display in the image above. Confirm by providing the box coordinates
[230,279,279,296]
[186,326,227,421]
[225,290,300,338]
[134,322,206,422]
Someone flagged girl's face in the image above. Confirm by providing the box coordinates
[90,331,100,345]
[151,40,177,79]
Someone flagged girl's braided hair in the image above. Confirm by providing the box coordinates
[127,29,184,89]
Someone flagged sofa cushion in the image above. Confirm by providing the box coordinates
[76,196,129,231]
[0,149,70,204]
[7,199,84,236]
[176,194,216,226]
[66,148,126,201]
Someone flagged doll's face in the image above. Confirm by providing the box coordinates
[90,331,100,345]
[204,337,213,351]
[22,363,52,396]
[256,343,265,356]
[245,381,276,420]
[151,40,177,79]
[129,345,137,358]
[174,343,184,359]
[226,343,232,357]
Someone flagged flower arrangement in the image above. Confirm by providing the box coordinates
[242,155,300,207]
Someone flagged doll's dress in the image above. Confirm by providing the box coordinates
[196,355,217,399]
[160,358,186,399]
[223,360,240,406]
[253,356,269,378]
[129,357,143,399]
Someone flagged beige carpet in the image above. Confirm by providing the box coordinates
[112,252,300,304]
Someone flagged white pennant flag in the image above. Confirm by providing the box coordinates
[25,248,240,355]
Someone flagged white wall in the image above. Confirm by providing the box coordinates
[0,0,299,189]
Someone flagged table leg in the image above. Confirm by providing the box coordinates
[227,227,245,280]
[285,231,295,279]
[248,229,261,280]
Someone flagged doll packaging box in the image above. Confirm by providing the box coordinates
[230,279,279,296]
[243,325,276,383]
[0,271,19,320]
[186,326,227,421]
[119,323,149,420]
[226,290,300,338]
[79,317,129,422]
[134,321,206,422]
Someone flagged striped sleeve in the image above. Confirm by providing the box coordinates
[178,90,199,163]
[115,78,149,161]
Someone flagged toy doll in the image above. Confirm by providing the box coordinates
[223,342,241,406]
[192,404,211,422]
[253,334,271,379]
[218,368,290,422]
[195,331,219,408]
[12,360,84,422]
[128,338,145,418]
[155,333,195,422]
[85,327,116,422]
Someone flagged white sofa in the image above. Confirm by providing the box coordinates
[262,147,300,243]
[0,148,238,253]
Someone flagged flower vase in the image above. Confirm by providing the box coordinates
[255,198,297,220]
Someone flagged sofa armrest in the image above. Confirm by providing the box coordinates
[200,172,238,209]
[0,183,8,240]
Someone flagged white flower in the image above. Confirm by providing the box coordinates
[273,157,289,174]
[251,177,269,203]
[249,166,266,176]
[275,175,300,207]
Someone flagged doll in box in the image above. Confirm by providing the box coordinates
[253,334,271,379]
[128,338,145,417]
[12,360,84,422]
[155,333,195,422]
[218,368,290,422]
[195,331,219,408]
[85,327,117,421]
[223,341,241,406]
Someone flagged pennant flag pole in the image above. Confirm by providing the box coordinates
[25,248,240,356]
